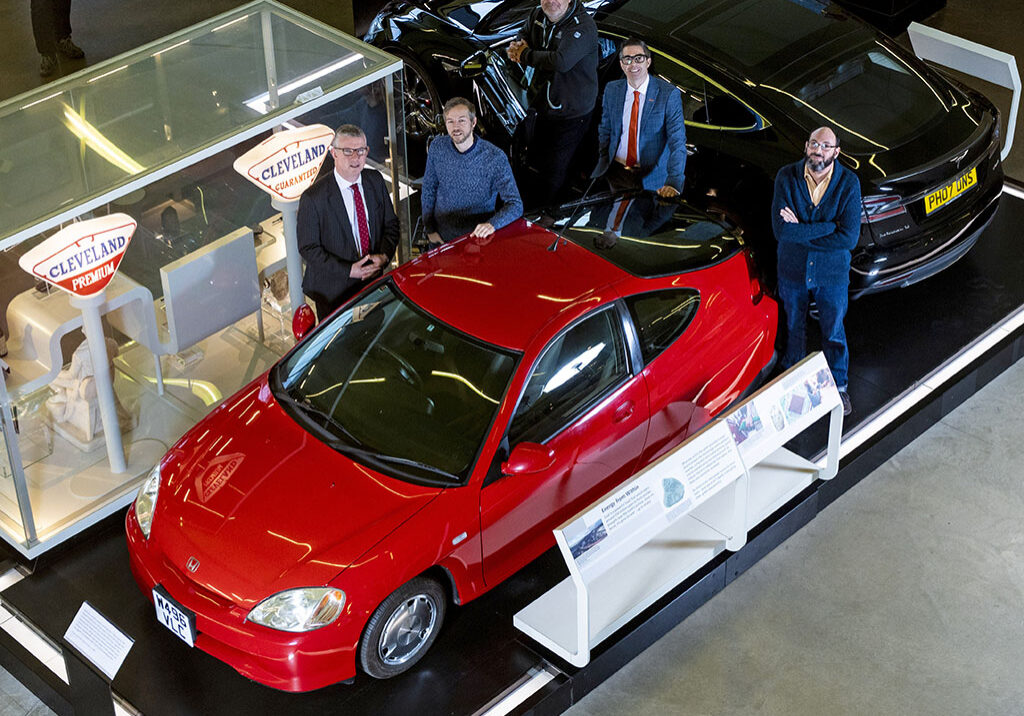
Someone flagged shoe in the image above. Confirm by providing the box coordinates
[57,36,84,59]
[39,53,57,77]
[839,390,852,417]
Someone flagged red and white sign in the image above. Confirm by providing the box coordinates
[233,124,335,201]
[19,213,136,298]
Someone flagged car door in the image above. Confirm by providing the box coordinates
[479,304,650,587]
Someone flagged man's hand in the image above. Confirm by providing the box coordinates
[349,255,378,280]
[470,222,495,238]
[368,253,390,271]
[427,231,444,245]
[780,206,799,224]
[507,39,527,63]
[656,185,680,198]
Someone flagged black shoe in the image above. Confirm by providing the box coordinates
[57,36,84,59]
[39,53,57,77]
[840,390,852,417]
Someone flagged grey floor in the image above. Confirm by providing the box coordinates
[568,356,1024,716]
[1,1,1023,715]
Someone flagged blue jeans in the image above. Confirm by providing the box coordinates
[778,280,849,388]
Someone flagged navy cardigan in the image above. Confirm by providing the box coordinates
[771,159,862,287]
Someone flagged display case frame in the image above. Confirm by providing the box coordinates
[0,0,407,558]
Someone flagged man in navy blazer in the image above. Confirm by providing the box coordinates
[593,38,687,197]
[297,124,399,320]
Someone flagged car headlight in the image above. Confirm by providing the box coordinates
[247,588,346,632]
[134,464,161,539]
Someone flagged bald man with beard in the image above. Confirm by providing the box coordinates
[771,126,862,416]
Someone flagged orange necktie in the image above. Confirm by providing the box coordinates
[626,90,640,167]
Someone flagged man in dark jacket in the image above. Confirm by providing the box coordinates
[298,124,399,321]
[507,0,598,207]
[771,126,861,415]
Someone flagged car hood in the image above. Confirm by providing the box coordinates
[151,378,442,606]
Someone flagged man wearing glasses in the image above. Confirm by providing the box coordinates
[298,124,399,320]
[593,38,686,198]
[771,126,862,416]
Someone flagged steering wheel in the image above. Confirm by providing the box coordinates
[375,344,423,389]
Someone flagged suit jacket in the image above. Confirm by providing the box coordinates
[297,168,400,308]
[593,76,687,192]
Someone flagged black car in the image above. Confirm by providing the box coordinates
[366,0,1003,296]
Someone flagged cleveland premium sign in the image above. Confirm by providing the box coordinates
[19,213,137,297]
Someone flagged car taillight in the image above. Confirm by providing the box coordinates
[861,194,906,223]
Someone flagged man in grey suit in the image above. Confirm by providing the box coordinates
[297,124,400,320]
[593,38,687,198]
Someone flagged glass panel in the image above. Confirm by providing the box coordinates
[509,308,628,445]
[0,403,28,545]
[0,2,400,248]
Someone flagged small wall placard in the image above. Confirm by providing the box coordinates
[64,602,134,680]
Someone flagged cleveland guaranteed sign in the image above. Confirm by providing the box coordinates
[19,214,136,297]
[233,124,335,201]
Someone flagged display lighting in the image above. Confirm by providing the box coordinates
[244,55,365,114]
[61,103,145,175]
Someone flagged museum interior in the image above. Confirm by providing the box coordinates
[0,0,1022,714]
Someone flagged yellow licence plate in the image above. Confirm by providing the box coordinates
[924,167,977,215]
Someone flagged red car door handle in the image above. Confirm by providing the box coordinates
[613,401,635,423]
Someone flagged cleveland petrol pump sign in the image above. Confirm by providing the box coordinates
[233,124,335,201]
[19,214,137,298]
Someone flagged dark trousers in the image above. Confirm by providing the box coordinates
[778,280,850,388]
[31,0,73,54]
[528,114,589,207]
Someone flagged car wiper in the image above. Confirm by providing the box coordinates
[327,440,460,485]
[281,393,365,448]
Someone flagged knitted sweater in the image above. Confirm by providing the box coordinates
[771,159,862,287]
[421,135,523,242]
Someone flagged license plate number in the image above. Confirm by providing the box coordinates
[153,586,196,648]
[924,167,977,215]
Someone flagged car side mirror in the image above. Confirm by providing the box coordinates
[501,442,556,476]
[292,304,317,342]
[456,50,487,78]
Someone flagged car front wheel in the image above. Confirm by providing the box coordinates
[359,576,446,679]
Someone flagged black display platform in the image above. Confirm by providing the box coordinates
[2,187,1023,716]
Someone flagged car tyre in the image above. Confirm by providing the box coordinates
[359,576,446,679]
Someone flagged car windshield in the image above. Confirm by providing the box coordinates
[273,282,517,485]
[543,192,743,276]
[771,43,950,154]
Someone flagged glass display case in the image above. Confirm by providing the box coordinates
[0,0,408,557]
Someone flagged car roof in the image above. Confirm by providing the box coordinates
[392,221,626,351]
[596,0,865,86]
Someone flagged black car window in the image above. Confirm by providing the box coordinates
[274,282,518,485]
[625,289,700,365]
[477,0,534,36]
[508,308,629,445]
[654,55,759,131]
[551,193,743,277]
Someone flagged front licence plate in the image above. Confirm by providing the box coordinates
[924,167,977,215]
[153,585,196,648]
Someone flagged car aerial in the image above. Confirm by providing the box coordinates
[365,0,1004,296]
[126,190,777,691]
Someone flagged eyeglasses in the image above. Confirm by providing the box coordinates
[619,54,650,65]
[806,139,837,150]
[333,146,369,157]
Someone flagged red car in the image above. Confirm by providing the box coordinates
[126,195,777,691]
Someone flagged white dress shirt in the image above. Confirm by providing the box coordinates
[614,76,650,165]
[333,169,370,255]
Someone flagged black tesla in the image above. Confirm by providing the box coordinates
[366,0,1004,296]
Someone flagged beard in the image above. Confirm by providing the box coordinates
[805,152,835,173]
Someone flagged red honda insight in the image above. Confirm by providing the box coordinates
[126,195,778,691]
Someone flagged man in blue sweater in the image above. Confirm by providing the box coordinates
[421,97,523,244]
[771,126,862,415]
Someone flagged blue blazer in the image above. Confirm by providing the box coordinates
[593,75,687,192]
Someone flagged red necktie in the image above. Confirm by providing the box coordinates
[350,183,371,256]
[612,198,632,232]
[626,90,640,168]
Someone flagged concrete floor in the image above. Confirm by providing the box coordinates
[568,355,1024,716]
